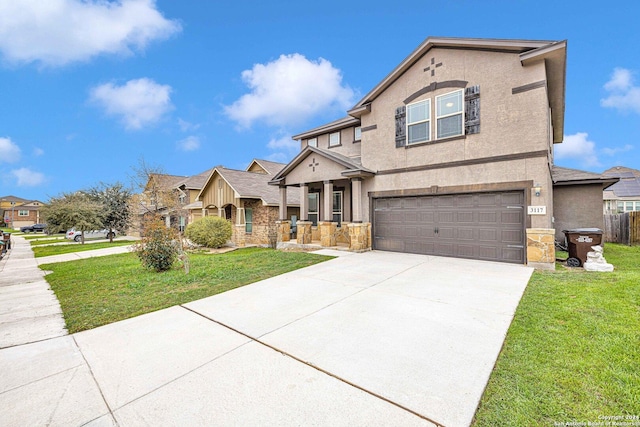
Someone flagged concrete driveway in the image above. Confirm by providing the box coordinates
[1,247,533,427]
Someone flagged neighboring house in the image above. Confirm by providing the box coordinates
[602,166,640,214]
[552,166,618,243]
[270,36,570,269]
[195,159,300,246]
[1,196,46,229]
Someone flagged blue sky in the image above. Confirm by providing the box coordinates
[1,0,639,202]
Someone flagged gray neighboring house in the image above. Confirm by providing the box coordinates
[602,166,640,214]
[270,36,572,269]
[551,166,618,243]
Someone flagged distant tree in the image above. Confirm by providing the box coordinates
[87,182,133,242]
[130,158,185,224]
[41,192,103,244]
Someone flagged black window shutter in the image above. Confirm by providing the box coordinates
[465,85,480,135]
[395,106,406,147]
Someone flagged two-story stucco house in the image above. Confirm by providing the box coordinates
[270,37,568,269]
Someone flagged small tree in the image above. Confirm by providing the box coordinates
[87,182,133,242]
[133,215,180,272]
[41,192,103,244]
[185,216,232,248]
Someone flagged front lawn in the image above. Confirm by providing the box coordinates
[41,247,330,333]
[473,244,640,425]
[33,240,136,257]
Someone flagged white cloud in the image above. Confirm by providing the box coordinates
[90,78,173,129]
[177,135,200,151]
[601,67,640,114]
[11,167,45,186]
[0,0,181,67]
[34,147,45,156]
[602,144,633,156]
[267,135,298,152]
[554,132,601,167]
[0,137,21,162]
[225,53,355,128]
[177,118,200,132]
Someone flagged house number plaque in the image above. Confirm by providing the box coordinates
[527,206,546,215]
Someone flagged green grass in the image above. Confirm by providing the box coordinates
[472,244,640,425]
[33,240,135,257]
[41,247,330,333]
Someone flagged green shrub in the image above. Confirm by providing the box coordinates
[133,215,180,272]
[185,216,232,248]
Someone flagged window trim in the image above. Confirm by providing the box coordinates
[406,99,431,145]
[332,191,343,226]
[328,131,341,147]
[308,193,319,226]
[435,89,464,139]
[354,126,361,142]
[245,208,253,233]
[308,137,318,148]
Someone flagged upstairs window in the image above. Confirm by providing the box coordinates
[308,138,317,147]
[406,99,430,145]
[436,90,463,139]
[354,126,362,142]
[329,132,340,147]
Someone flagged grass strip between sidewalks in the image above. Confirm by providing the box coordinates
[41,247,330,333]
[33,240,136,257]
[473,244,640,425]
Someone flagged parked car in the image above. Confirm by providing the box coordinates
[66,228,116,242]
[20,223,47,233]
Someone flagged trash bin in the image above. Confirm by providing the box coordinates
[562,228,603,267]
[1,232,10,250]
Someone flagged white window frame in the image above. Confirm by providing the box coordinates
[406,99,431,145]
[18,210,29,216]
[308,193,319,226]
[332,191,343,225]
[354,126,361,142]
[308,138,317,147]
[435,89,464,139]
[329,132,340,147]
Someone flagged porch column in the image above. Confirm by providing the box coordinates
[218,207,224,218]
[351,178,363,223]
[299,184,309,221]
[323,180,333,222]
[279,186,288,220]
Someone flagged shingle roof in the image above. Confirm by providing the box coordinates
[181,168,214,190]
[250,159,287,175]
[217,166,300,206]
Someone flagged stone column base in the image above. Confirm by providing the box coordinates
[319,221,337,247]
[296,221,312,244]
[233,224,246,247]
[348,222,372,252]
[276,220,291,242]
[526,228,555,270]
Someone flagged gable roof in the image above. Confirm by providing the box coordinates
[346,36,567,143]
[180,168,214,190]
[270,146,374,184]
[552,166,618,189]
[197,159,300,206]
[247,159,287,175]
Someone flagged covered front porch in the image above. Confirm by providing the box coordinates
[269,147,374,252]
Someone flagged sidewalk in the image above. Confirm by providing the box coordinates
[0,235,67,349]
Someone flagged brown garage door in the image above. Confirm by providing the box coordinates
[373,191,525,263]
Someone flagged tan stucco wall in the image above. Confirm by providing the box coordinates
[553,184,605,242]
[285,152,350,186]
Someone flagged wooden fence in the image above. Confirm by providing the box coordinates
[604,211,640,244]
